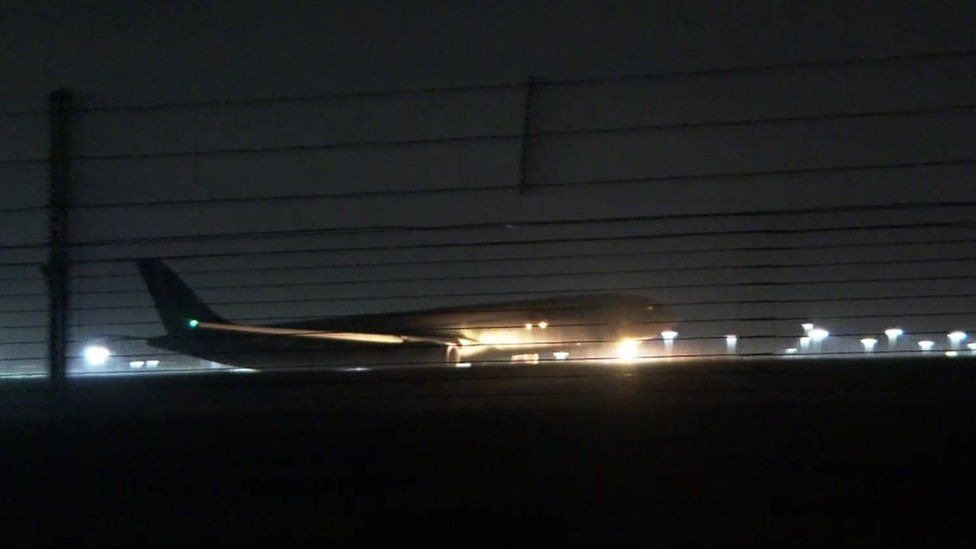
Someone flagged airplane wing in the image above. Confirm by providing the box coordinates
[191,321,473,347]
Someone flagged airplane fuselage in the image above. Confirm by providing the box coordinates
[146,293,673,369]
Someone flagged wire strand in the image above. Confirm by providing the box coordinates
[12,235,966,270]
[2,253,972,295]
[0,103,963,167]
[5,307,969,332]
[2,216,966,253]
[29,287,976,315]
[3,269,971,300]
[17,48,973,115]
[52,328,976,363]
[41,347,976,369]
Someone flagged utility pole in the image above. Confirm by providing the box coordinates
[517,76,535,194]
[46,89,72,383]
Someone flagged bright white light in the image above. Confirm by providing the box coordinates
[948,331,967,344]
[809,328,829,342]
[128,361,145,368]
[860,338,878,352]
[660,331,677,354]
[725,335,737,354]
[799,336,811,350]
[455,362,472,368]
[616,339,641,362]
[945,351,959,358]
[968,343,976,351]
[801,323,814,333]
[511,353,539,364]
[537,321,548,329]
[918,340,934,351]
[146,360,160,367]
[553,351,570,360]
[83,345,111,366]
[885,328,904,349]
[785,348,798,354]
[524,323,533,330]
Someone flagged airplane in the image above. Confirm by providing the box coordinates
[136,258,674,370]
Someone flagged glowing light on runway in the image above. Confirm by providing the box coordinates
[126,357,196,370]
[809,328,829,342]
[801,323,814,334]
[945,351,958,358]
[616,339,640,362]
[799,336,811,352]
[860,338,877,352]
[524,323,533,330]
[537,321,548,329]
[83,345,111,366]
[885,328,903,347]
[553,351,570,360]
[785,348,797,354]
[918,340,934,352]
[968,342,976,353]
[456,362,472,368]
[511,353,540,364]
[948,331,967,348]
[807,328,828,354]
[660,330,677,354]
[725,335,737,354]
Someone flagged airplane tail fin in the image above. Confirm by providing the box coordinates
[138,258,226,336]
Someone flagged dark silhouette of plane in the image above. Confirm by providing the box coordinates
[138,258,672,369]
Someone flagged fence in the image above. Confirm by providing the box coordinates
[1,49,975,378]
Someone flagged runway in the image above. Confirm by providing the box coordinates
[3,358,975,545]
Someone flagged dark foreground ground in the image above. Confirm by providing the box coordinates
[3,358,976,546]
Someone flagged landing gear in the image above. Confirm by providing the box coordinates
[445,344,460,366]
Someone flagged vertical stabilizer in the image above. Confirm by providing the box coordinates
[137,259,226,336]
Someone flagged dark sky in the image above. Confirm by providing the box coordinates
[1,1,975,371]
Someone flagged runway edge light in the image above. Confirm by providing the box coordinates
[84,345,111,366]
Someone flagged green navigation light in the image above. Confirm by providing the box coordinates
[187,319,199,329]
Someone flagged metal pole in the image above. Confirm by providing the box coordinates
[46,89,72,383]
[517,76,535,194]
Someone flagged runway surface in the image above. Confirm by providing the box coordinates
[3,358,976,545]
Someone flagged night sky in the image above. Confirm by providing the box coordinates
[1,1,975,372]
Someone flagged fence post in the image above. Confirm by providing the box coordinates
[517,76,535,194]
[46,89,72,383]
